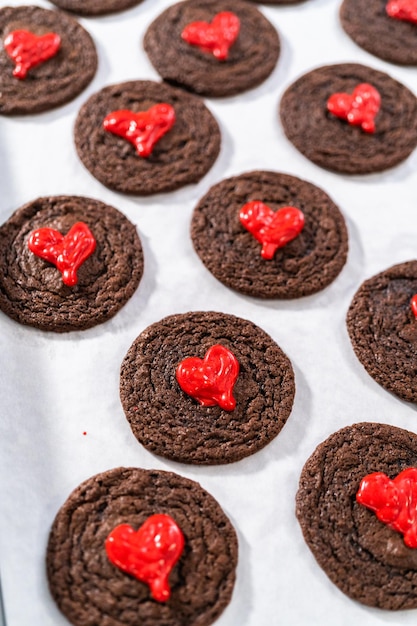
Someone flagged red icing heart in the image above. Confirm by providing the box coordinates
[105,514,184,602]
[239,201,305,260]
[356,468,417,548]
[411,294,417,318]
[181,11,240,60]
[327,83,381,133]
[103,104,176,157]
[28,222,96,287]
[386,0,417,23]
[4,29,61,79]
[176,344,239,411]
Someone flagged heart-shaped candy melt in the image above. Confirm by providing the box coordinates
[356,468,417,548]
[411,294,417,318]
[239,201,305,260]
[105,514,184,602]
[176,344,239,411]
[28,222,96,287]
[327,83,381,133]
[386,0,417,23]
[103,104,176,157]
[4,29,61,79]
[181,11,240,61]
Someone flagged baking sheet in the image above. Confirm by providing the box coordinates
[2,0,417,624]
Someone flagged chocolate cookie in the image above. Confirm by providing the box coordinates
[143,0,280,98]
[340,0,417,66]
[0,6,97,115]
[0,196,143,332]
[74,80,221,195]
[296,422,417,609]
[120,311,295,464]
[346,260,417,404]
[48,0,143,16]
[47,467,238,626]
[191,171,348,299]
[279,63,417,174]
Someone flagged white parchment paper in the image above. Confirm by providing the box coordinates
[1,0,417,624]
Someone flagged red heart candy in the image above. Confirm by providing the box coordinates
[4,29,61,79]
[411,294,417,318]
[327,83,381,133]
[103,104,176,157]
[105,514,184,602]
[356,468,417,548]
[181,11,240,60]
[28,222,96,287]
[386,0,417,23]
[239,201,305,260]
[176,344,239,411]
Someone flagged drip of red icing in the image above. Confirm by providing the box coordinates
[28,222,96,287]
[411,294,417,318]
[239,201,305,260]
[327,83,381,133]
[105,514,184,602]
[356,468,417,548]
[386,0,417,23]
[176,344,239,411]
[4,29,61,79]
[181,11,240,60]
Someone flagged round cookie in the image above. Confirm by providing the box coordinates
[346,260,417,404]
[143,0,280,98]
[0,5,97,115]
[47,467,238,626]
[296,422,417,610]
[340,0,417,66]
[74,80,221,195]
[120,311,295,464]
[279,63,417,174]
[0,195,143,332]
[191,170,348,299]
[48,0,143,16]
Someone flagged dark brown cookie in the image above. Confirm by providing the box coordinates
[0,195,143,332]
[340,0,417,66]
[346,260,417,404]
[0,5,97,115]
[47,467,238,626]
[143,0,280,98]
[296,422,417,609]
[74,80,221,195]
[191,171,348,299]
[279,63,417,174]
[120,311,295,464]
[48,0,143,16]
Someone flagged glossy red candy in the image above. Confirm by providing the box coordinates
[239,201,305,260]
[176,344,239,411]
[411,294,417,318]
[356,468,417,548]
[181,11,240,60]
[4,29,61,79]
[327,83,381,133]
[28,222,96,287]
[103,104,176,157]
[105,514,184,602]
[386,0,417,23]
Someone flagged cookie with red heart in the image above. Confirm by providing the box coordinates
[48,0,143,16]
[120,311,295,464]
[296,422,417,609]
[0,196,143,332]
[0,5,97,115]
[143,0,280,97]
[190,171,348,299]
[47,467,238,626]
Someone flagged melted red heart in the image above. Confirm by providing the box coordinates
[181,11,240,60]
[356,468,417,548]
[103,104,176,157]
[28,222,96,287]
[239,201,305,260]
[105,514,184,602]
[4,29,61,79]
[176,344,239,411]
[411,294,417,318]
[386,0,417,23]
[327,83,381,133]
